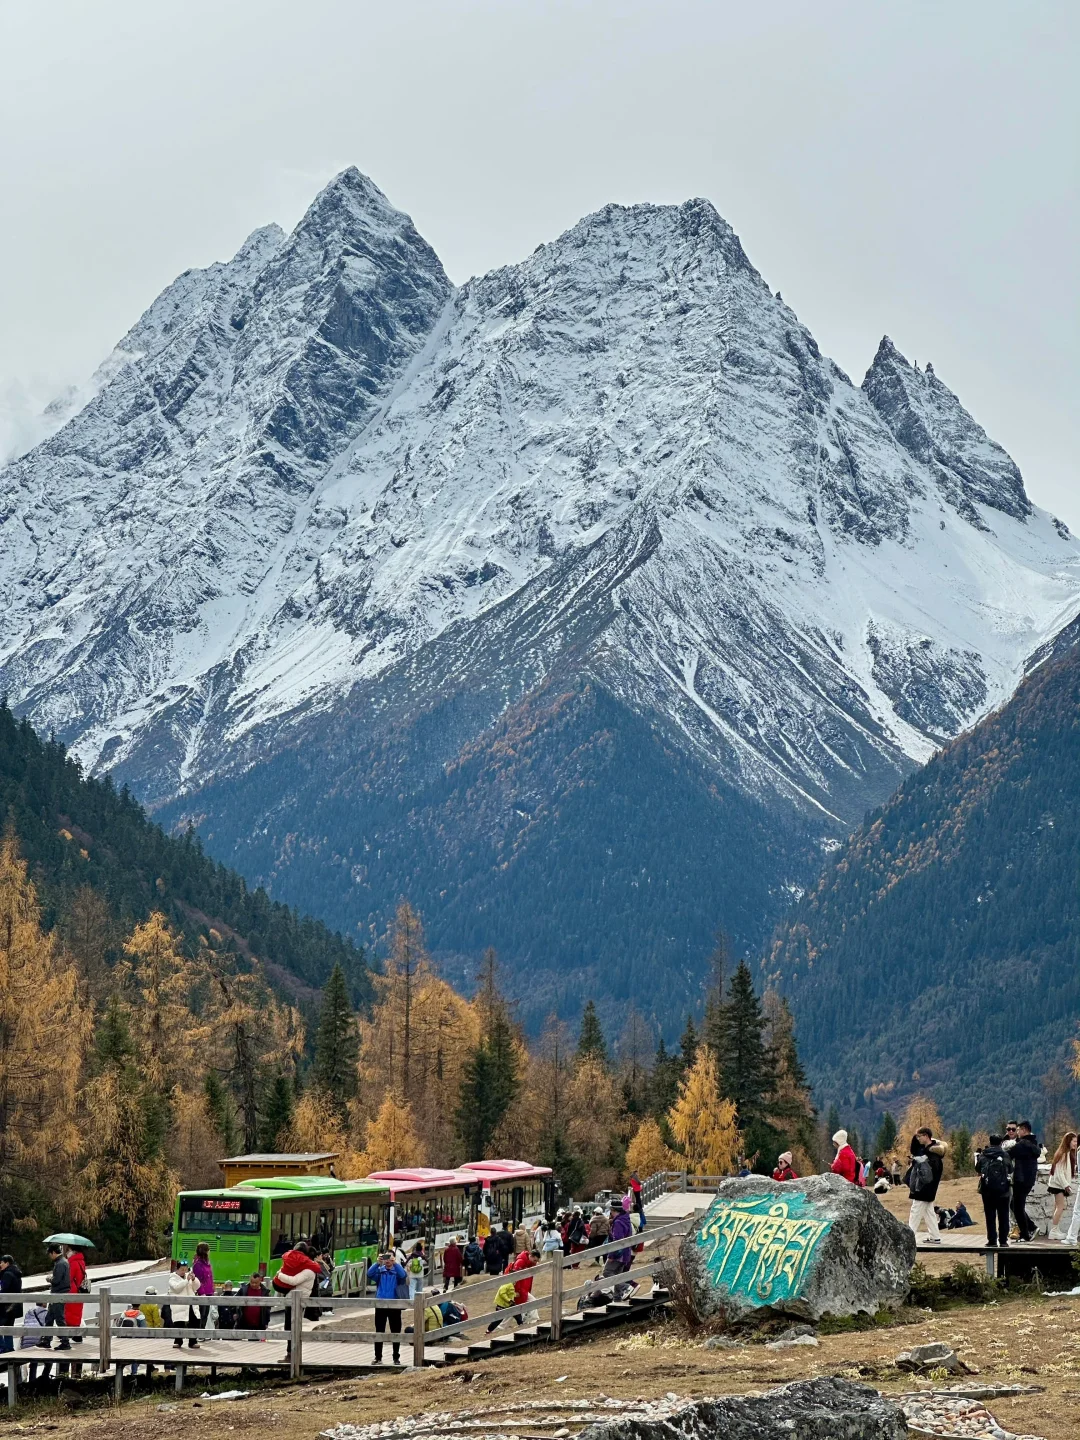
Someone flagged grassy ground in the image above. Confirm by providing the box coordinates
[5,1283,1080,1440]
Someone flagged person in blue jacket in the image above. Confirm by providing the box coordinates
[367,1253,407,1365]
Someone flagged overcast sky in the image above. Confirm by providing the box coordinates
[1,1,1076,520]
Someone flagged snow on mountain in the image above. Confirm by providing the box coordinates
[1,169,1078,836]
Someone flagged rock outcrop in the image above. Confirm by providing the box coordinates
[578,1380,906,1440]
[680,1174,916,1323]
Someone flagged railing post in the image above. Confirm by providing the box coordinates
[412,1293,425,1369]
[289,1290,303,1380]
[680,1170,687,1194]
[5,1362,16,1409]
[549,1255,563,1342]
[98,1288,111,1377]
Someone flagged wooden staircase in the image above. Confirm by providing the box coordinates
[438,1285,670,1364]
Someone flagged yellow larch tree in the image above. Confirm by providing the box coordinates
[626,1115,677,1179]
[354,1092,425,1174]
[410,976,480,1166]
[668,1046,741,1175]
[566,1054,623,1195]
[894,1095,946,1158]
[0,832,89,1209]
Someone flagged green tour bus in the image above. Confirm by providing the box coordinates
[172,1176,390,1286]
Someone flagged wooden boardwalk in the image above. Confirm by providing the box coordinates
[2,1221,689,1403]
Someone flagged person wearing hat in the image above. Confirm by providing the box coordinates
[772,1152,798,1182]
[830,1131,859,1184]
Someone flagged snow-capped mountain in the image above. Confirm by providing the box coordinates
[2,168,1077,1022]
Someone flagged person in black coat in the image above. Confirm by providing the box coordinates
[0,1255,22,1356]
[976,1135,1013,1248]
[482,1231,503,1275]
[1009,1121,1041,1242]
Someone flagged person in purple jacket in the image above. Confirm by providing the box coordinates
[192,1243,215,1336]
[603,1198,637,1299]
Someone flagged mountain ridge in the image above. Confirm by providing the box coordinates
[2,167,1078,1023]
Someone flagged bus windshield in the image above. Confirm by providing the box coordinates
[179,1196,262,1233]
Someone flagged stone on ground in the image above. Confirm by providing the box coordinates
[679,1173,915,1323]
[579,1379,905,1440]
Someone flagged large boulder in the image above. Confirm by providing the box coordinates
[579,1380,906,1440]
[679,1173,916,1323]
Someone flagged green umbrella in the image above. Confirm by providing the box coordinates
[43,1233,95,1248]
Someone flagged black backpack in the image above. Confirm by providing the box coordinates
[979,1149,1011,1197]
[906,1153,933,1194]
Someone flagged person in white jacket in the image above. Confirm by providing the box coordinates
[1048,1131,1078,1239]
[168,1262,201,1350]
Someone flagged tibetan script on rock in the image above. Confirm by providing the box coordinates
[692,1192,832,1306]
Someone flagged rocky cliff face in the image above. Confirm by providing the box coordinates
[2,170,1077,1024]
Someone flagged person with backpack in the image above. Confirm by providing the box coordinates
[406,1243,427,1299]
[977,1134,1013,1247]
[830,1130,861,1185]
[906,1127,947,1243]
[1010,1121,1041,1242]
[115,1301,150,1382]
[463,1236,484,1277]
[483,1230,504,1275]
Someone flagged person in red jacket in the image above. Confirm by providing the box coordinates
[272,1243,323,1302]
[772,1152,798,1182]
[508,1245,536,1307]
[830,1130,860,1184]
[64,1247,87,1342]
[442,1237,464,1292]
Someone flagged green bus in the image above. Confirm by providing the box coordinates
[172,1160,554,1287]
[172,1176,389,1286]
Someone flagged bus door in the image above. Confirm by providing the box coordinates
[314,1208,336,1256]
[467,1187,479,1238]
[510,1186,524,1228]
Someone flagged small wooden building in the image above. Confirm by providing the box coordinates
[219,1152,340,1188]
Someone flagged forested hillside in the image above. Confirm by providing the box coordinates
[0,701,370,1004]
[767,643,1080,1129]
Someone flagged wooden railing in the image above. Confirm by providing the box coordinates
[640,1170,727,1205]
[0,1217,693,1404]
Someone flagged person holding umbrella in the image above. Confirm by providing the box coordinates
[42,1233,94,1350]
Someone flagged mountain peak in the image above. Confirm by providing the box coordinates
[863,335,1030,522]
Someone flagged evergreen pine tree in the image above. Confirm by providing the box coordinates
[874,1112,898,1158]
[311,961,358,1117]
[204,1070,237,1154]
[678,1016,699,1070]
[648,1038,682,1117]
[577,999,608,1065]
[538,1123,586,1198]
[716,962,771,1125]
[260,1072,295,1150]
[456,949,520,1158]
[826,1103,841,1137]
